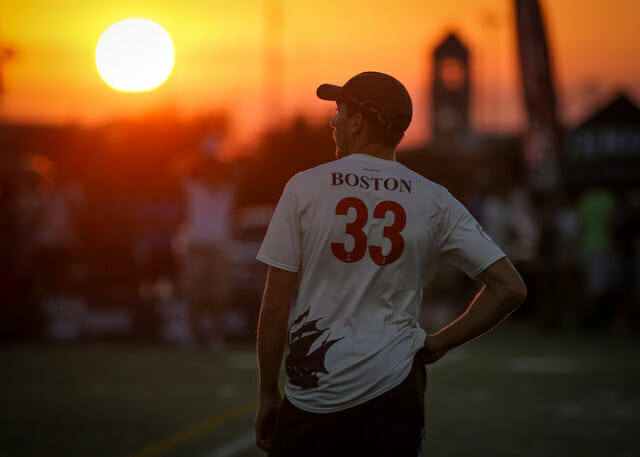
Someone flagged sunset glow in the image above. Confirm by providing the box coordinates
[0,0,639,147]
[95,19,174,92]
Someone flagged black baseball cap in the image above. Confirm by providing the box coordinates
[316,71,413,131]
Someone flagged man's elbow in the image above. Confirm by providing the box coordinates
[505,280,527,309]
[478,258,528,312]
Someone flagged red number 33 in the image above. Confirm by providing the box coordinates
[331,197,406,265]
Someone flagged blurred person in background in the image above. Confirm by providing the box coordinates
[478,183,542,319]
[179,142,235,351]
[506,186,539,271]
[1,167,44,338]
[479,184,510,252]
[506,185,541,321]
[553,193,580,328]
[31,157,85,298]
[613,190,640,330]
[0,173,33,339]
[577,188,618,329]
[15,168,41,272]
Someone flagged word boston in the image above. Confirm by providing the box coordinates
[331,173,412,193]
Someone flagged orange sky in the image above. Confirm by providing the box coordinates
[1,0,639,149]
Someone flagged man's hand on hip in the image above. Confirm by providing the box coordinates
[418,334,448,365]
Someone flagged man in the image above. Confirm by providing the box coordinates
[255,72,527,456]
[180,154,235,350]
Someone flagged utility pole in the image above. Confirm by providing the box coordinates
[263,0,284,130]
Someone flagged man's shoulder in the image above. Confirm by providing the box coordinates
[392,163,451,201]
[286,160,337,188]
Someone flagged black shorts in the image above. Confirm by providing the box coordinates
[269,358,427,457]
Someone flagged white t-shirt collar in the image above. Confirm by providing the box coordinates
[343,153,398,165]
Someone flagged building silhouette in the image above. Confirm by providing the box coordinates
[431,32,471,141]
[563,93,640,191]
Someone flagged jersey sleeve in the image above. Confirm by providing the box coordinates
[256,177,302,272]
[438,189,506,279]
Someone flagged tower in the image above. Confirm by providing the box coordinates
[431,32,470,140]
[263,0,284,129]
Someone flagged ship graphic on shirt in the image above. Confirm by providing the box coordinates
[286,309,344,389]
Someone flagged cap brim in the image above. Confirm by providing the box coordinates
[316,84,343,101]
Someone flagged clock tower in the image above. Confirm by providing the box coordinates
[431,32,470,140]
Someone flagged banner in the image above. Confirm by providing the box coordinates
[514,0,561,191]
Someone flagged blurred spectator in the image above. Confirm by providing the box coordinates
[480,186,510,252]
[614,190,640,330]
[507,185,541,320]
[15,170,41,269]
[33,171,85,296]
[533,197,557,326]
[0,167,46,339]
[464,171,491,221]
[179,149,235,350]
[507,185,540,265]
[552,193,580,327]
[0,178,26,339]
[577,188,618,329]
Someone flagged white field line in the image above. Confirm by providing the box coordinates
[507,356,584,373]
[206,429,255,457]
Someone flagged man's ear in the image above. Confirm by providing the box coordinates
[349,112,365,135]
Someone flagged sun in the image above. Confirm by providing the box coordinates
[96,18,174,92]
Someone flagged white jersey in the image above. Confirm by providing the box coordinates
[257,153,505,413]
[183,178,235,247]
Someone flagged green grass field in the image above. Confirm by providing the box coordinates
[1,322,638,457]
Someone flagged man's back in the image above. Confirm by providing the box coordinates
[258,153,504,413]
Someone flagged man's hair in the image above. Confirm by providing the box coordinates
[344,101,405,149]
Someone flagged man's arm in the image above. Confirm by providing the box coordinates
[421,257,527,362]
[255,266,298,451]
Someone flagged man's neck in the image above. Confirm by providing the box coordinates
[349,143,395,161]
